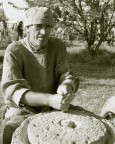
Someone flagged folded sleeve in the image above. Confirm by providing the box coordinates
[55,42,79,92]
[1,45,30,107]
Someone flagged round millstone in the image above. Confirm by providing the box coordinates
[11,107,115,144]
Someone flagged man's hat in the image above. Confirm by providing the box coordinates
[24,6,55,27]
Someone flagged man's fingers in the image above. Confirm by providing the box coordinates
[62,93,75,104]
[57,84,73,97]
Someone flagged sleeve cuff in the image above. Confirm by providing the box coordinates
[12,88,30,107]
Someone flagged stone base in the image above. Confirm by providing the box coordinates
[11,106,115,144]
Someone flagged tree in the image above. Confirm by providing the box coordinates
[26,0,115,56]
[55,0,115,56]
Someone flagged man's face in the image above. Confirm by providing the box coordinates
[27,24,52,49]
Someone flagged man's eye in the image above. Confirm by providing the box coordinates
[36,25,42,29]
[46,25,52,28]
[33,24,52,29]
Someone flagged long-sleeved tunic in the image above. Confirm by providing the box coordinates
[1,36,78,119]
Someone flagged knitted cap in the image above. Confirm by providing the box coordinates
[24,6,55,27]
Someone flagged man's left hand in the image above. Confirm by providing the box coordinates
[57,84,75,104]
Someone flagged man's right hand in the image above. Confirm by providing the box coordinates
[20,91,70,111]
[48,94,70,111]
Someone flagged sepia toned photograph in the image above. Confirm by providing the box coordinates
[0,0,115,143]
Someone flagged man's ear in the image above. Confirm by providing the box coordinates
[25,26,29,35]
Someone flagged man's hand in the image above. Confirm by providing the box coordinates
[57,84,75,102]
[57,84,75,111]
[48,94,69,111]
[57,84,73,96]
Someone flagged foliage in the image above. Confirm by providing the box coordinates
[26,0,115,56]
[54,0,115,56]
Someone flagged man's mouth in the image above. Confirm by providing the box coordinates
[37,35,46,38]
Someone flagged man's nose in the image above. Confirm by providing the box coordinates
[40,28,46,35]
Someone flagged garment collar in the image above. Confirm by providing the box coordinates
[20,37,47,53]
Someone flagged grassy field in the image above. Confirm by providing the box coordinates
[67,41,115,115]
[0,41,115,143]
[0,63,4,144]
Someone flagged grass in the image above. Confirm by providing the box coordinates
[0,67,4,144]
[0,41,115,143]
[71,62,115,115]
[68,41,115,115]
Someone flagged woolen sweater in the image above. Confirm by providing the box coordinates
[1,37,78,118]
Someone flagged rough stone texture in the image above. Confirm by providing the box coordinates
[11,106,115,144]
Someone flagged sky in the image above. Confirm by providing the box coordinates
[1,0,28,22]
[6,0,28,8]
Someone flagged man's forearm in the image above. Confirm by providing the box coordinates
[20,91,71,111]
[20,91,50,107]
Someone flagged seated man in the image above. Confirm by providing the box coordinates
[1,6,79,144]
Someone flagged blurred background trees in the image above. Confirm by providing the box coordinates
[26,0,115,56]
[1,0,115,56]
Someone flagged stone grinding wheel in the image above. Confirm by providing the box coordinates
[11,106,115,144]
